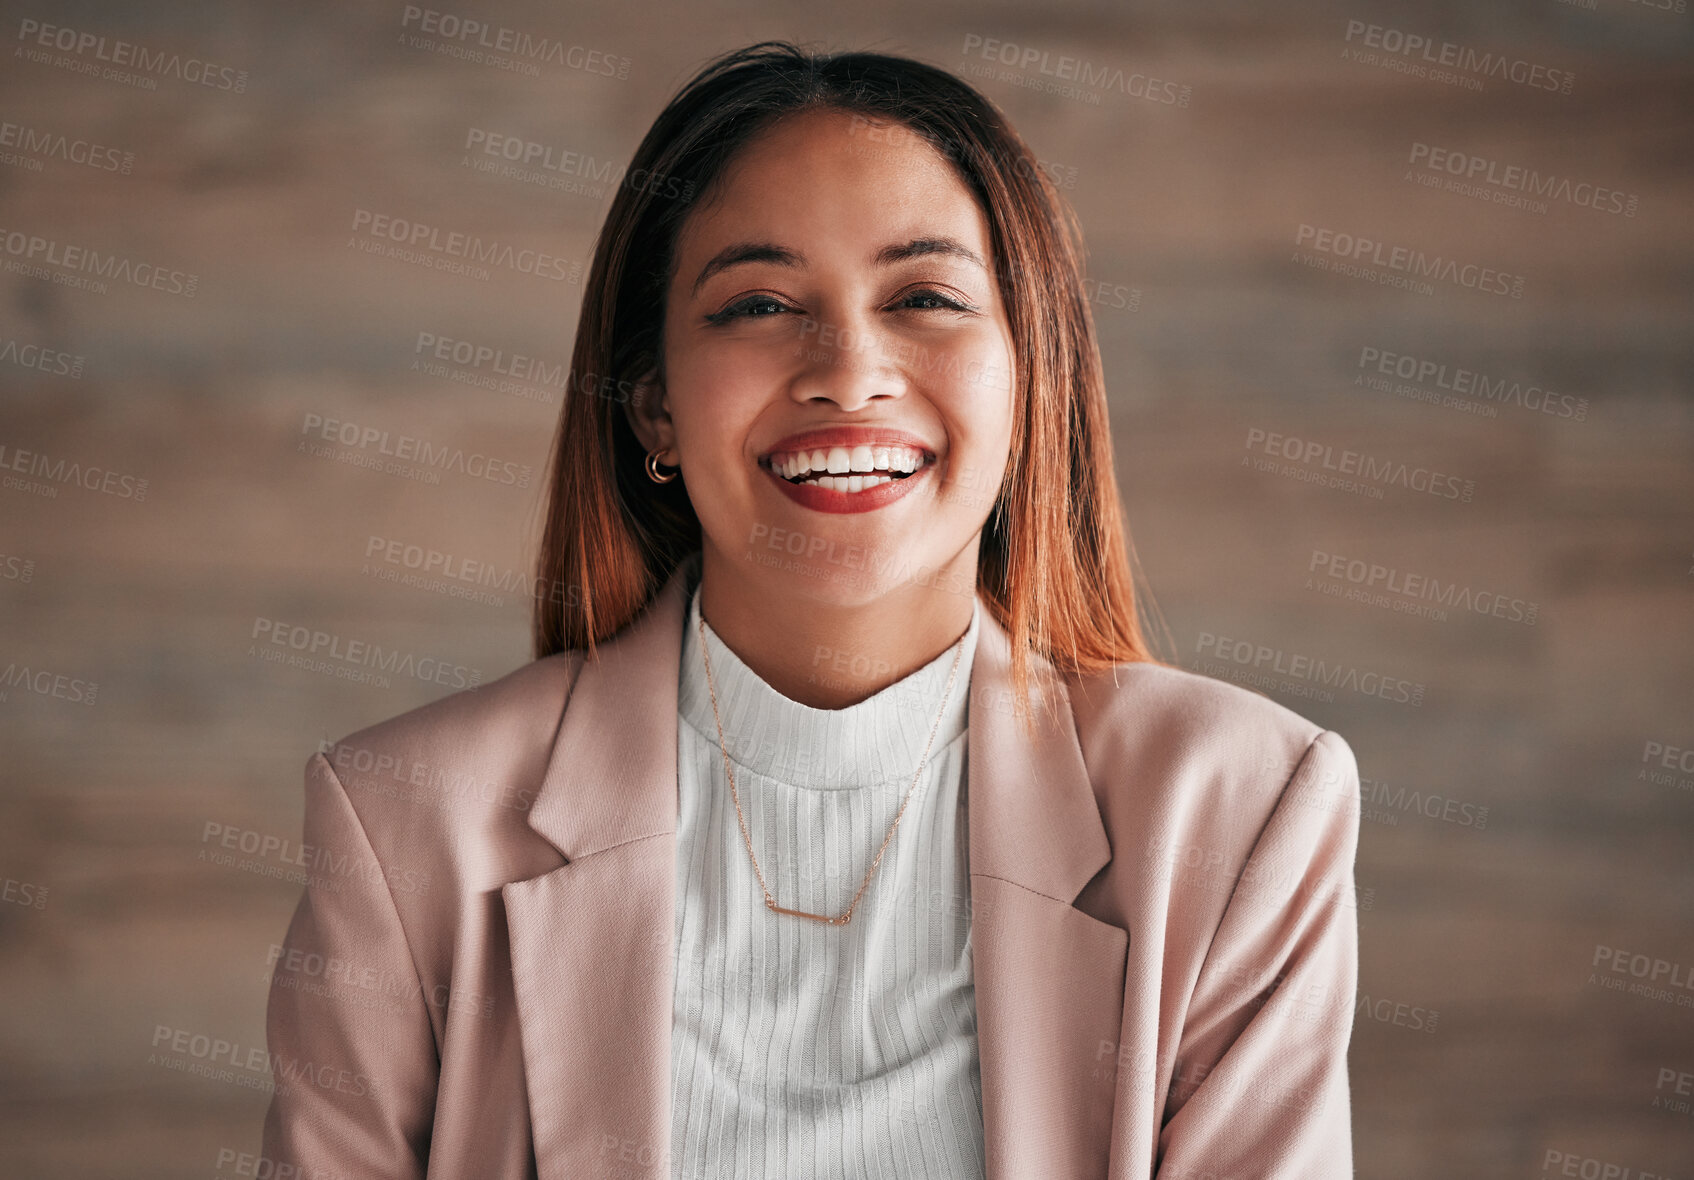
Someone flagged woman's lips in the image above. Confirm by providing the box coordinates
[761,426,935,459]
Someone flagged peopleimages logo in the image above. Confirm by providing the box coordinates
[249,616,484,692]
[960,34,1191,107]
[0,336,86,378]
[298,413,532,488]
[1295,224,1525,299]
[1342,20,1574,95]
[0,662,98,705]
[0,226,199,296]
[0,119,134,173]
[362,533,534,605]
[1354,346,1588,422]
[410,330,568,404]
[14,17,249,92]
[399,6,632,78]
[1358,777,1490,830]
[150,1023,378,1097]
[1408,142,1638,217]
[0,441,148,500]
[201,819,432,896]
[348,208,581,283]
[1541,1148,1682,1180]
[1195,630,1426,707]
[1244,427,1476,503]
[1307,548,1539,626]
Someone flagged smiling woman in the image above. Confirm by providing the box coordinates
[262,39,1361,1180]
[535,42,1154,720]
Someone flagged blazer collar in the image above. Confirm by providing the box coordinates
[503,554,1127,1179]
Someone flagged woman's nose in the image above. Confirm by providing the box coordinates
[787,314,906,410]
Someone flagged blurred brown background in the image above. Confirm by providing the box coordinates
[2,0,1691,1176]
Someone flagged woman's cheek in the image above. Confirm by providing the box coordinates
[950,386,1014,517]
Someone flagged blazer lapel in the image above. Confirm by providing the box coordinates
[502,566,686,1180]
[966,608,1129,1179]
[503,556,1128,1180]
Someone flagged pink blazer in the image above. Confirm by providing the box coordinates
[261,556,1361,1179]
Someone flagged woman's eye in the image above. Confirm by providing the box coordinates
[704,288,975,326]
[705,296,790,325]
[897,289,973,312]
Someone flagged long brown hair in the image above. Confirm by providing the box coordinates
[533,39,1171,722]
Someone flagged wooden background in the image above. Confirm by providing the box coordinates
[1,0,1691,1175]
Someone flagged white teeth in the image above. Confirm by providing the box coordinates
[766,444,927,489]
[804,474,892,492]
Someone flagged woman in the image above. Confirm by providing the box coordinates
[262,40,1361,1180]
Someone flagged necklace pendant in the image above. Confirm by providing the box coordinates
[767,899,849,925]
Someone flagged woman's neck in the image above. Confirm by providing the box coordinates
[695,540,980,710]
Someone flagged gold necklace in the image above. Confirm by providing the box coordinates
[697,613,966,926]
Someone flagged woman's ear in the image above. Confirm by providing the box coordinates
[621,364,676,458]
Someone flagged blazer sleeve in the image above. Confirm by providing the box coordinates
[260,752,439,1177]
[1155,729,1362,1179]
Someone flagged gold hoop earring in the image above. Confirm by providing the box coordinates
[645,446,679,484]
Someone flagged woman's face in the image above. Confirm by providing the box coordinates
[644,106,1017,607]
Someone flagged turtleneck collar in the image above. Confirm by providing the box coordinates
[677,572,979,791]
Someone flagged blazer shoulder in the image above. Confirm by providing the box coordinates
[294,651,589,985]
[1065,660,1361,921]
[313,649,586,808]
[1065,658,1345,797]
[1070,658,1325,743]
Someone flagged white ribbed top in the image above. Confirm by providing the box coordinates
[669,577,987,1180]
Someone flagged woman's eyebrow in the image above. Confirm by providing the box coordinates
[874,236,987,272]
[691,236,987,297]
